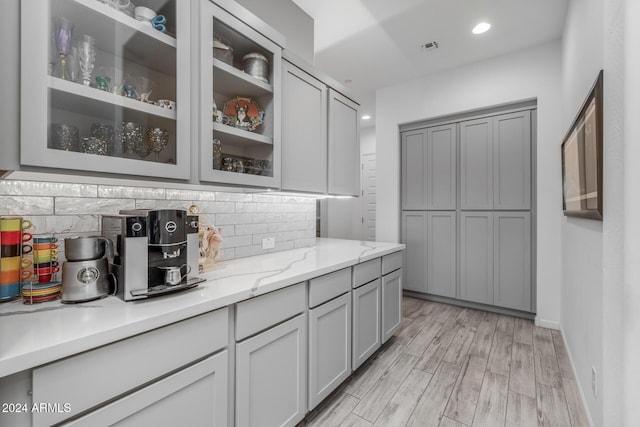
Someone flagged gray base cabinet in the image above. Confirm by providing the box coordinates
[236,314,307,427]
[308,293,352,409]
[352,278,381,370]
[459,211,532,311]
[494,212,531,311]
[401,211,456,298]
[381,268,402,343]
[63,352,229,427]
[31,309,229,427]
[401,212,427,293]
[459,211,494,305]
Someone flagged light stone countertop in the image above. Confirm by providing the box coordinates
[0,238,404,378]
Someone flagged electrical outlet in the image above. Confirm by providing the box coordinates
[262,237,275,249]
[592,366,597,397]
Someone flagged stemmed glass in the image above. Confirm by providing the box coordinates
[78,35,96,86]
[148,128,169,161]
[133,76,154,103]
[53,17,74,80]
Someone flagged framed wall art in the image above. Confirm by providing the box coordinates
[561,70,603,220]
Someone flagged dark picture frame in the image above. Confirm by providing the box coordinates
[561,70,603,220]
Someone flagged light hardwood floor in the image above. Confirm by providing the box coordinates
[298,297,590,427]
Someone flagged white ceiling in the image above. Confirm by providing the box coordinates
[292,0,569,126]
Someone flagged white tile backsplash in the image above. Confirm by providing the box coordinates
[0,180,316,261]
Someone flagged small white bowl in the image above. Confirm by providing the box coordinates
[156,99,176,110]
[134,6,156,21]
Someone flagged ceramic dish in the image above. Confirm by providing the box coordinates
[222,96,264,132]
[22,292,61,304]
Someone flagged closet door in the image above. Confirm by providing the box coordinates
[460,118,493,210]
[493,112,531,210]
[401,212,427,293]
[459,212,493,305]
[426,212,456,298]
[427,124,457,210]
[494,212,531,311]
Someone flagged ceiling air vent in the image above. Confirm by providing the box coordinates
[421,41,439,51]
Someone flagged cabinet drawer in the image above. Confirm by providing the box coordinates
[309,268,351,307]
[352,258,381,288]
[32,308,229,427]
[382,252,403,275]
[236,282,306,341]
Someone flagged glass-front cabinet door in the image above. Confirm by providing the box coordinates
[199,0,282,188]
[21,0,191,180]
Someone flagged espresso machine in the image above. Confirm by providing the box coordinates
[101,209,204,301]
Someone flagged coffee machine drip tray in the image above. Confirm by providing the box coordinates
[129,277,206,298]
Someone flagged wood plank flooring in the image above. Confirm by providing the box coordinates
[299,297,589,427]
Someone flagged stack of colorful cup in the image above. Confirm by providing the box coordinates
[22,236,62,304]
[0,217,34,302]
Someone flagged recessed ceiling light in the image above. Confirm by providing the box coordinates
[362,115,371,120]
[472,22,491,35]
[344,79,353,84]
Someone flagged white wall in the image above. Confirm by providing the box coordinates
[375,41,564,326]
[360,126,376,155]
[561,0,628,424]
[235,0,314,63]
[623,1,640,424]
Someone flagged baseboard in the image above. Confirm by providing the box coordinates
[534,317,560,329]
[559,329,596,427]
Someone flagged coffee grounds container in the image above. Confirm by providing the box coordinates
[101,209,203,301]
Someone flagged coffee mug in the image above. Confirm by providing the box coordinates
[33,237,58,244]
[0,256,33,271]
[0,217,32,232]
[0,231,33,245]
[34,242,58,250]
[0,269,31,284]
[0,244,31,257]
[33,254,57,264]
[35,261,59,269]
[0,282,20,301]
[36,266,60,283]
[33,248,58,257]
[38,274,55,284]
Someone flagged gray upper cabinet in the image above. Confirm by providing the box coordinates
[328,89,360,196]
[493,111,531,210]
[402,124,456,210]
[494,212,531,311]
[429,124,457,209]
[199,0,282,188]
[21,0,193,180]
[459,211,494,305]
[402,130,427,210]
[461,111,531,210]
[281,61,327,193]
[427,211,456,298]
[460,118,494,210]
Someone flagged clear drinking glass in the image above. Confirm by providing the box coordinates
[78,35,96,86]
